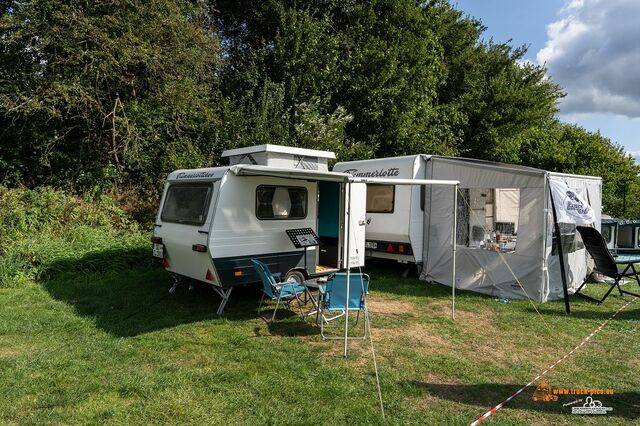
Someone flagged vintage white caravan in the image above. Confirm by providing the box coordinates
[152,145,456,313]
[336,155,602,302]
[152,145,368,314]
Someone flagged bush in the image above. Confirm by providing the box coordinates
[0,186,150,286]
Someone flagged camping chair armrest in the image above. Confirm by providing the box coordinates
[363,273,370,294]
[274,281,304,294]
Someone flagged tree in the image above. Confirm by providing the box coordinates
[0,0,221,190]
[518,121,640,217]
[423,0,563,162]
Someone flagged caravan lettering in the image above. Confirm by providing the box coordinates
[342,168,400,178]
[176,171,217,179]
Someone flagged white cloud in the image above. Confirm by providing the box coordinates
[537,0,640,118]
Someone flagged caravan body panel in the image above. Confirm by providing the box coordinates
[208,173,318,287]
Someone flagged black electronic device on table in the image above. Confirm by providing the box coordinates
[286,228,320,248]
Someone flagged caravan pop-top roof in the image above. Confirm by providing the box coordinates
[221,144,336,171]
[221,144,336,159]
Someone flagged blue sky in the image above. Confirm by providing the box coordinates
[453,0,640,161]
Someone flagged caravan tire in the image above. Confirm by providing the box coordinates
[284,270,306,284]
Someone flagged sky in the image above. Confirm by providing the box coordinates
[453,0,640,162]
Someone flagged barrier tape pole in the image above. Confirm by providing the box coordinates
[469,297,637,426]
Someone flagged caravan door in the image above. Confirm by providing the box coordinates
[341,182,367,268]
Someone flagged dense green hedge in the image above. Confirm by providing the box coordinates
[0,187,150,287]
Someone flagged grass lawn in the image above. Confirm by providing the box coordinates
[1,248,638,425]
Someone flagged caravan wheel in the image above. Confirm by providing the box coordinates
[284,270,306,284]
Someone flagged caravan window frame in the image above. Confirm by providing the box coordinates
[366,184,396,214]
[160,182,214,226]
[255,185,308,220]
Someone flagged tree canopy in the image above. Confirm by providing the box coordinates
[1,0,638,217]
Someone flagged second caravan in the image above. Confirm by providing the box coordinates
[334,156,603,302]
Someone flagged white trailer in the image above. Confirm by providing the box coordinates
[152,145,458,314]
[152,145,367,314]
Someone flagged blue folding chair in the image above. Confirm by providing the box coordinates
[251,259,307,324]
[320,273,369,340]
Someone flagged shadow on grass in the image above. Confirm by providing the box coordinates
[527,306,640,320]
[408,381,640,420]
[526,292,640,320]
[40,247,287,337]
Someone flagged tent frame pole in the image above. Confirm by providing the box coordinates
[549,187,571,315]
[452,184,458,320]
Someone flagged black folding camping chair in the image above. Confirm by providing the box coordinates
[575,225,640,304]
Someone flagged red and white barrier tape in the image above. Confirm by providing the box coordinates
[469,297,637,426]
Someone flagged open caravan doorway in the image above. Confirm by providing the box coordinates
[318,181,341,269]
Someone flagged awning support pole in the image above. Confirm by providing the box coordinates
[344,182,352,357]
[549,188,571,315]
[452,184,458,320]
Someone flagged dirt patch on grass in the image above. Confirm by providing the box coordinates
[0,338,36,359]
[418,299,454,317]
[371,304,537,367]
[367,297,416,315]
[375,322,451,351]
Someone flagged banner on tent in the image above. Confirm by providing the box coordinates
[549,179,594,225]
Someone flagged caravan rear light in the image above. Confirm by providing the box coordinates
[398,244,405,253]
[162,259,169,269]
[234,271,242,277]
[205,269,214,281]
[386,243,394,253]
[192,244,207,252]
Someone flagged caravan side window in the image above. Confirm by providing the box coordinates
[161,183,213,226]
[366,184,395,213]
[256,186,307,220]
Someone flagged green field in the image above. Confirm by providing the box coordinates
[1,238,638,425]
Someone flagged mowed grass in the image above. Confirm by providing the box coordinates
[1,249,639,425]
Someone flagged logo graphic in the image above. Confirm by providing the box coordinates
[176,171,216,179]
[549,179,594,224]
[532,380,558,402]
[563,190,591,217]
[342,168,400,178]
[571,396,613,415]
[563,398,583,407]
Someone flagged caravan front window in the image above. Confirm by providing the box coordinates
[161,183,213,226]
[256,186,307,220]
